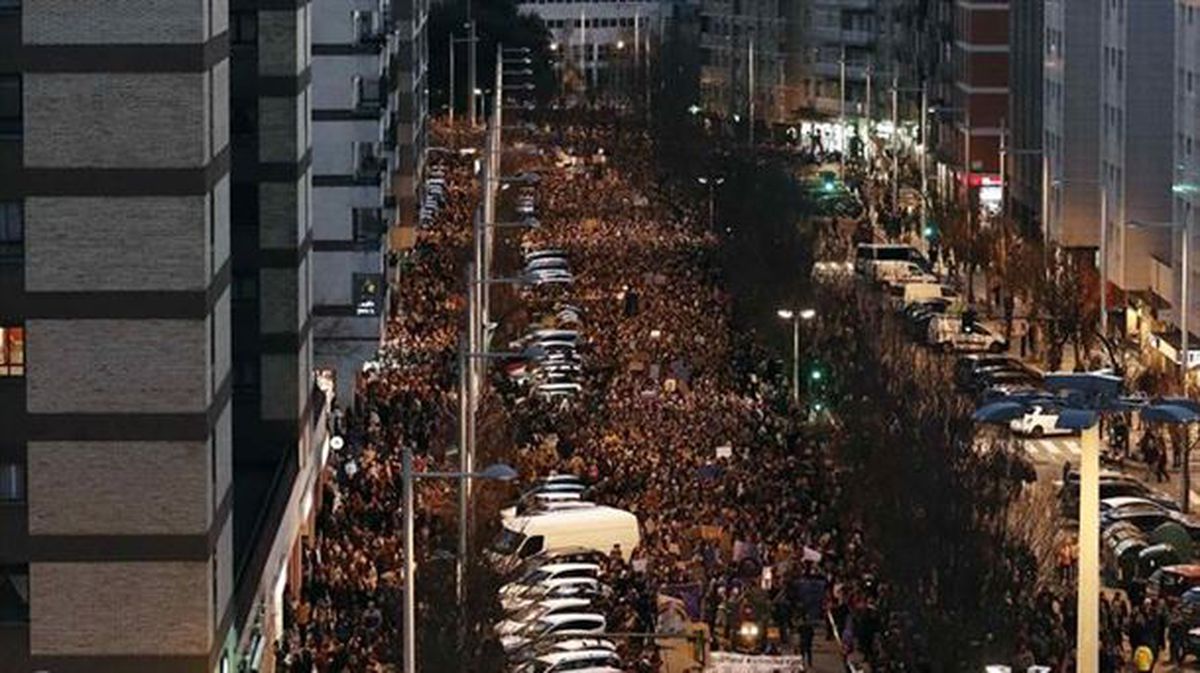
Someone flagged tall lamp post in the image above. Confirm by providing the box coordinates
[402,457,517,673]
[697,176,725,231]
[776,308,816,403]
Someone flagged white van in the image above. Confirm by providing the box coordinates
[854,243,925,276]
[889,282,958,308]
[491,505,641,568]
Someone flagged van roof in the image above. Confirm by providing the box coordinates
[537,649,621,665]
[507,505,638,530]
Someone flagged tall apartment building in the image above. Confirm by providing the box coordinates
[1007,0,1042,232]
[1043,0,1101,249]
[393,0,429,229]
[1170,0,1200,361]
[799,0,886,121]
[1101,0,1174,295]
[0,2,332,672]
[934,0,1008,212]
[698,0,788,123]
[311,1,393,405]
[521,0,665,94]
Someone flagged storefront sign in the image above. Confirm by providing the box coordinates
[707,652,807,672]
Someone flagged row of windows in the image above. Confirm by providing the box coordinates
[545,16,643,29]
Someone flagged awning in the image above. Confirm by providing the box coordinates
[1150,326,1200,368]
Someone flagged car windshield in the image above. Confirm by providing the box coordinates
[495,528,527,555]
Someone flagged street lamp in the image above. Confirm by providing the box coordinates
[697,176,726,231]
[777,308,816,403]
[402,453,517,673]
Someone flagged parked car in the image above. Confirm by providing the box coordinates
[511,649,623,673]
[496,598,596,637]
[501,577,612,613]
[498,563,603,599]
[954,354,1031,388]
[1147,565,1200,600]
[1009,404,1075,438]
[927,316,1008,353]
[501,612,608,653]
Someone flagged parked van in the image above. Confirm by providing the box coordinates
[901,282,957,306]
[491,505,641,570]
[854,243,926,276]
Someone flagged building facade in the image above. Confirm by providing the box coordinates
[522,0,666,95]
[799,0,887,121]
[934,0,1009,212]
[311,0,393,405]
[698,0,788,123]
[1101,0,1173,295]
[0,2,331,672]
[1043,0,1101,249]
[1007,0,1042,232]
[1169,0,1200,362]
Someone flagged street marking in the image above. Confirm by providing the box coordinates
[1065,442,1081,456]
[1024,444,1039,456]
[1039,440,1061,456]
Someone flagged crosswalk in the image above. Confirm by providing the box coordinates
[1021,437,1082,459]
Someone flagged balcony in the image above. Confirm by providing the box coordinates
[810,25,877,47]
[809,60,871,81]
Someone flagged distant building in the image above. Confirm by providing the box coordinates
[520,0,667,93]
[698,0,789,124]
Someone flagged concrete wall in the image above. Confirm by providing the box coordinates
[24,73,207,169]
[23,0,209,44]
[26,320,207,414]
[30,562,211,655]
[27,441,209,535]
[25,196,208,292]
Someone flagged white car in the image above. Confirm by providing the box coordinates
[496,598,595,636]
[499,563,603,600]
[501,613,607,653]
[526,257,570,273]
[1009,404,1075,438]
[927,317,1008,353]
[512,649,622,673]
[502,577,611,613]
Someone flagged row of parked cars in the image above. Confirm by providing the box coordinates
[509,246,585,404]
[856,243,1009,354]
[488,474,641,672]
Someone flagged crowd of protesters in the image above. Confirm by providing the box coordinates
[273,121,483,672]
[271,104,1147,673]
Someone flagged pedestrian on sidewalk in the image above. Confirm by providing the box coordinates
[798,620,815,668]
[1157,445,1171,483]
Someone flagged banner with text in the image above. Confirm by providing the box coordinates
[706,652,807,673]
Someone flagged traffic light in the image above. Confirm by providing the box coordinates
[810,368,823,381]
[923,222,937,239]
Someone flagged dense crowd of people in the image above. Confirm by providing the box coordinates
[272,104,1139,673]
[273,121,483,672]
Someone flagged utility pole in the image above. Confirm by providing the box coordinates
[890,74,899,212]
[838,47,846,178]
[919,81,928,239]
[1100,186,1109,337]
[449,32,456,124]
[467,20,477,128]
[748,37,755,148]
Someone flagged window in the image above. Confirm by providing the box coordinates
[0,326,23,377]
[0,201,21,260]
[0,75,20,138]
[231,11,257,46]
[0,463,23,502]
[0,0,19,13]
[0,565,28,623]
[353,208,384,243]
